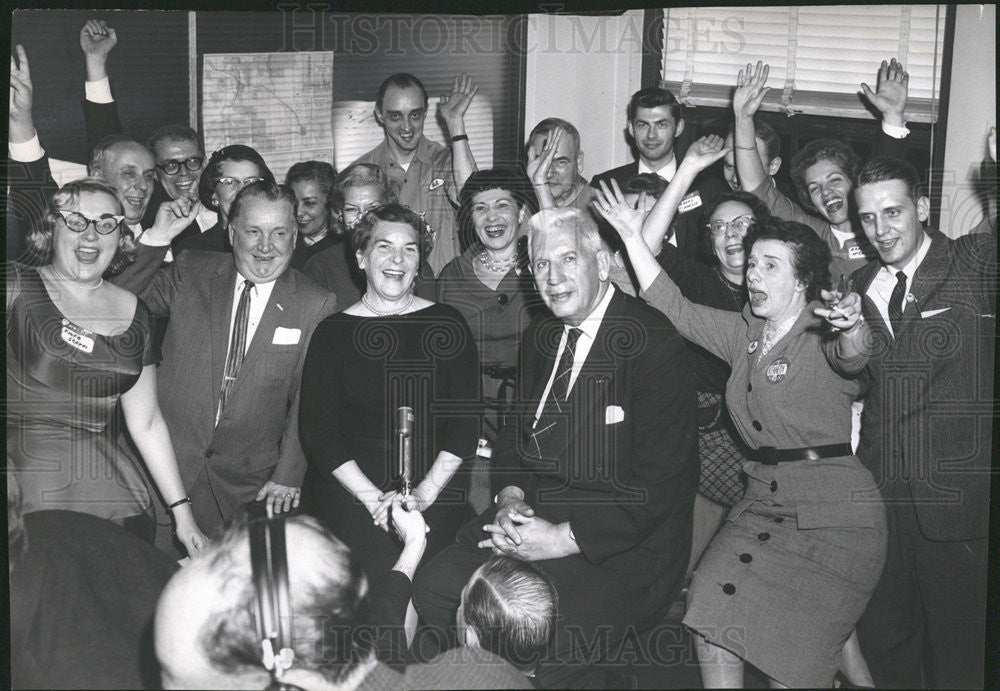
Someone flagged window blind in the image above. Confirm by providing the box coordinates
[661,5,945,122]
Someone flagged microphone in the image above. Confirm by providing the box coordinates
[395,406,414,503]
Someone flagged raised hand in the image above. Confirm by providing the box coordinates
[526,126,562,186]
[79,19,118,59]
[9,44,35,132]
[146,197,201,243]
[861,58,908,126]
[592,179,645,243]
[680,134,731,173]
[734,61,770,119]
[438,72,478,132]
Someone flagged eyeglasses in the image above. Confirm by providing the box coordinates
[341,202,384,221]
[216,176,265,192]
[156,156,204,175]
[58,209,125,235]
[707,215,754,236]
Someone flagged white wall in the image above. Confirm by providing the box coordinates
[524,11,644,178]
[938,4,996,237]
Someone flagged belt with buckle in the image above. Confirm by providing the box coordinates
[751,443,852,465]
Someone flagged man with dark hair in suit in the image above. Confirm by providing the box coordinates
[851,155,995,689]
[115,182,337,553]
[413,207,698,685]
[591,87,726,260]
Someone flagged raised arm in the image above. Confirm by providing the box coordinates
[594,184,742,364]
[9,45,58,261]
[863,58,910,160]
[79,19,124,147]
[438,73,480,191]
[637,134,730,252]
[732,61,771,195]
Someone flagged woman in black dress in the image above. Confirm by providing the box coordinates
[299,203,480,579]
[7,178,206,553]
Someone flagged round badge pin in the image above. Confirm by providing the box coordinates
[747,340,759,354]
[766,357,790,383]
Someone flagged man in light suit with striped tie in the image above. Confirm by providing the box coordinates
[115,182,336,554]
[414,208,698,685]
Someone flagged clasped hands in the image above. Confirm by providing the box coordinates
[477,495,576,562]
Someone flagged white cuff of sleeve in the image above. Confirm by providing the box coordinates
[137,228,170,247]
[9,133,46,162]
[85,77,114,104]
[881,121,910,139]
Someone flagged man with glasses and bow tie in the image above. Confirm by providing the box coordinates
[413,207,697,685]
[115,181,336,555]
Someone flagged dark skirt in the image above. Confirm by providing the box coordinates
[301,465,472,581]
[683,455,887,687]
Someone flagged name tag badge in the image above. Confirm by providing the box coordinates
[61,319,95,354]
[428,178,445,191]
[766,357,789,383]
[847,244,867,260]
[678,191,703,214]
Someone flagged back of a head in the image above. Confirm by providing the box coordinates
[156,514,371,689]
[461,556,558,673]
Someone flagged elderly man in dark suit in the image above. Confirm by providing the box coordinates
[413,207,698,684]
[850,156,995,689]
[115,182,336,552]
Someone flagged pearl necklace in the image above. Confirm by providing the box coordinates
[361,292,414,316]
[45,266,104,290]
[476,250,516,274]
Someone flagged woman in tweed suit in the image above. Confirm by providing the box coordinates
[598,191,886,688]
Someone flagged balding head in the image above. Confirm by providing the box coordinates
[155,515,371,690]
[88,136,156,224]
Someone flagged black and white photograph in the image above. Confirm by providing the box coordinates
[5,2,997,688]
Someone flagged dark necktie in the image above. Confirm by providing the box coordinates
[888,270,908,336]
[218,279,254,424]
[530,327,582,457]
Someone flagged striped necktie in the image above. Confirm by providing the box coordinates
[217,279,254,425]
[530,327,582,457]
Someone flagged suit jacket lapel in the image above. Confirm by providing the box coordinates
[210,260,238,408]
[536,291,623,462]
[906,231,950,320]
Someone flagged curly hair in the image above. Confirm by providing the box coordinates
[790,138,861,212]
[28,178,136,275]
[351,202,432,261]
[743,217,832,302]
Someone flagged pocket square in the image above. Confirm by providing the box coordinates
[920,307,951,318]
[272,327,301,345]
[605,405,625,425]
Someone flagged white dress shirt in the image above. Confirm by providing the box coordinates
[534,284,617,425]
[865,232,931,336]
